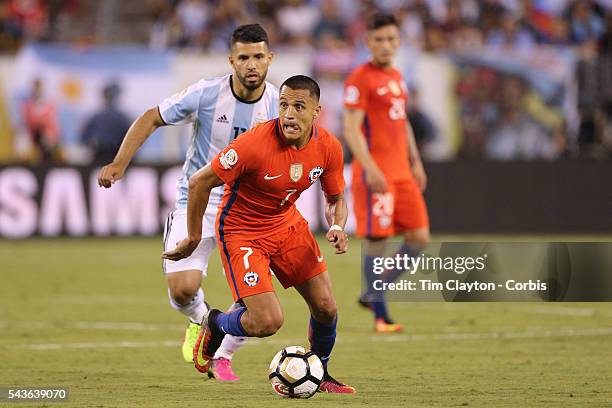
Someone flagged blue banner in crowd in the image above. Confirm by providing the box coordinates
[8,44,174,162]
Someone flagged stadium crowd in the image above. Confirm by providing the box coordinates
[1,0,611,161]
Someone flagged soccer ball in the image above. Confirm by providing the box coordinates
[268,346,324,398]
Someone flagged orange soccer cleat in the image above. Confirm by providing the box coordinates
[193,309,226,373]
[319,372,356,394]
[375,317,404,333]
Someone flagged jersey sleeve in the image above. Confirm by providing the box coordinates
[343,69,369,110]
[210,128,257,185]
[320,135,345,197]
[158,80,203,125]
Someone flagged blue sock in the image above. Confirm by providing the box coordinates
[308,316,337,368]
[363,254,388,319]
[363,255,384,302]
[371,301,389,320]
[214,307,249,337]
[382,243,419,284]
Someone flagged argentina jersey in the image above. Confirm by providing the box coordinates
[158,74,279,210]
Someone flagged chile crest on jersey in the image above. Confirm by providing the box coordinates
[290,163,303,182]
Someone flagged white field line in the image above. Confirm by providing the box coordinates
[0,321,184,331]
[19,341,182,350]
[75,322,184,331]
[11,327,612,351]
[526,305,598,317]
[367,327,612,343]
[16,337,302,351]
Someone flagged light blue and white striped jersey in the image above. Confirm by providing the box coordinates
[158,74,279,209]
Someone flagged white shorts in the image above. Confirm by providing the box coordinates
[162,207,218,275]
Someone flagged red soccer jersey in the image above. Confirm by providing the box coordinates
[211,119,345,240]
[344,62,412,182]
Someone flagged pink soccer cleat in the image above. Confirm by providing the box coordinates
[207,357,239,381]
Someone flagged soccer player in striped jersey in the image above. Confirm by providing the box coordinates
[97,24,278,381]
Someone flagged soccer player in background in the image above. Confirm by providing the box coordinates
[343,13,430,333]
[164,75,356,394]
[97,24,278,380]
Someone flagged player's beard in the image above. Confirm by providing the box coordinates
[237,68,267,91]
[373,53,393,68]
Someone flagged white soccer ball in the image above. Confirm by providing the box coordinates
[268,346,324,398]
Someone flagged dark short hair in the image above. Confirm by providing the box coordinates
[280,75,320,101]
[367,12,399,31]
[231,24,269,47]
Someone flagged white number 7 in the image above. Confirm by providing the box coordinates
[239,246,253,269]
[281,189,298,206]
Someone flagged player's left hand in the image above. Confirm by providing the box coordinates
[326,228,348,254]
[412,161,427,191]
[162,237,199,261]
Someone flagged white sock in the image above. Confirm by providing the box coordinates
[214,335,247,360]
[214,302,247,360]
[168,288,208,324]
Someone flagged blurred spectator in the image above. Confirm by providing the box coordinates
[208,0,247,51]
[446,3,484,52]
[487,12,536,50]
[485,76,562,160]
[344,0,379,47]
[397,5,426,49]
[423,20,447,51]
[175,0,210,49]
[598,10,612,102]
[567,0,605,44]
[577,109,599,155]
[519,0,569,44]
[22,78,62,163]
[578,99,612,158]
[6,0,48,41]
[1,0,77,50]
[80,82,131,164]
[407,87,437,154]
[314,0,347,44]
[597,99,612,158]
[149,3,183,50]
[440,0,464,36]
[457,67,498,158]
[46,0,80,42]
[479,0,507,37]
[0,2,20,51]
[276,0,320,47]
[176,0,208,36]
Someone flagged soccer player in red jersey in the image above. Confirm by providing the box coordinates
[164,75,356,394]
[343,13,430,333]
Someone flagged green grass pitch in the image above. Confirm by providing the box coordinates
[1,236,612,407]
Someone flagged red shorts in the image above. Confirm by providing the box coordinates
[352,176,429,238]
[218,218,327,301]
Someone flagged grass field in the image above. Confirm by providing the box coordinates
[1,236,612,407]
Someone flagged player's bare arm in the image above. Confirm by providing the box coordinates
[325,193,348,254]
[97,107,165,188]
[405,121,427,191]
[343,108,387,193]
[162,164,223,261]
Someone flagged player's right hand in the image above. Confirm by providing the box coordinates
[98,162,126,188]
[162,238,199,261]
[365,166,387,193]
[326,228,348,254]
